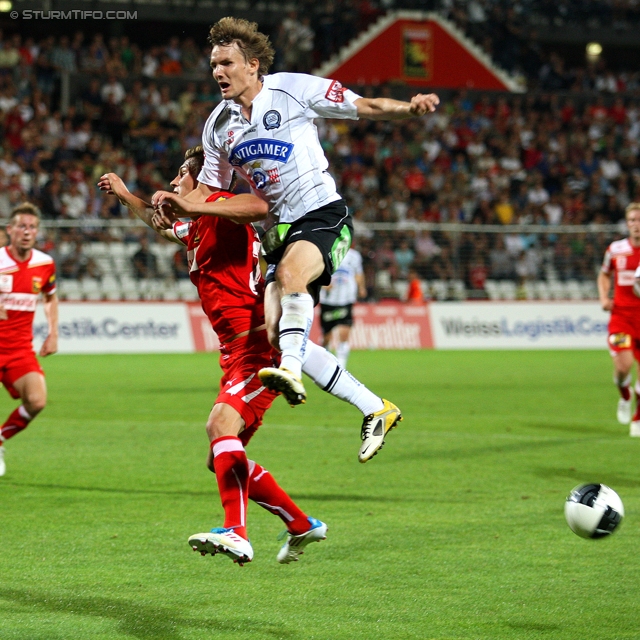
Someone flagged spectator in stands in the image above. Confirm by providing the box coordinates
[406,269,425,303]
[489,236,515,280]
[132,236,158,279]
[172,247,190,280]
[101,75,126,105]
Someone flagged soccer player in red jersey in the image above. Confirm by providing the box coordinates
[598,203,640,436]
[101,146,398,564]
[100,149,327,565]
[0,203,58,476]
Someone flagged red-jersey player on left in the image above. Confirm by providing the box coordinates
[0,202,58,476]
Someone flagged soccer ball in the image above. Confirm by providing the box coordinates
[564,483,624,539]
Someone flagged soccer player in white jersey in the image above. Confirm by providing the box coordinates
[319,247,366,368]
[152,17,438,460]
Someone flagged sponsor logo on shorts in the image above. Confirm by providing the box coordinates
[263,110,281,130]
[229,139,293,166]
[609,332,632,349]
[325,79,345,103]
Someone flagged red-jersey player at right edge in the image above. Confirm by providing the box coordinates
[597,202,640,436]
[0,203,58,477]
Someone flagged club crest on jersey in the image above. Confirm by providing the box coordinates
[252,169,269,189]
[0,274,13,292]
[263,110,281,130]
[325,79,345,103]
[617,256,627,269]
[229,139,293,166]
[32,277,42,294]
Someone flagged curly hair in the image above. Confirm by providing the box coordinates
[208,17,275,76]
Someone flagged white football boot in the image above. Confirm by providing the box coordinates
[630,421,640,437]
[0,446,5,477]
[258,367,307,406]
[277,517,327,564]
[358,399,403,463]
[188,528,253,565]
[617,398,632,424]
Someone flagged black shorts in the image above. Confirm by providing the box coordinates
[263,200,353,302]
[320,303,354,335]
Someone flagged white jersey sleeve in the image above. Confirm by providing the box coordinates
[298,75,361,120]
[198,102,235,189]
[635,265,640,278]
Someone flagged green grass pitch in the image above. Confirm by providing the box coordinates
[1,349,639,639]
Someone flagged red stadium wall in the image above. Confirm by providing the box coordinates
[316,13,519,91]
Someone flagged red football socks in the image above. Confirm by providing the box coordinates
[0,406,32,442]
[247,460,310,535]
[211,436,249,540]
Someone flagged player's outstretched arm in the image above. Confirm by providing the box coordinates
[354,93,439,120]
[597,271,613,311]
[98,173,179,243]
[39,292,58,357]
[152,183,268,224]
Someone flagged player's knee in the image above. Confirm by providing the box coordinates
[24,395,46,416]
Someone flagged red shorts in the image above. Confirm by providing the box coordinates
[608,309,640,360]
[216,331,279,446]
[0,349,44,399]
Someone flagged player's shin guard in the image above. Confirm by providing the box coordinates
[302,341,384,416]
[0,406,33,442]
[278,293,314,379]
[247,460,310,535]
[211,436,249,540]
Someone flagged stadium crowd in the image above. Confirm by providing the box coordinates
[0,26,639,299]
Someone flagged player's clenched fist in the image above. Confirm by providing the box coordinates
[409,93,440,116]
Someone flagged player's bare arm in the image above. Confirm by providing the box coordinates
[152,188,268,224]
[98,173,179,243]
[597,271,613,311]
[354,93,440,120]
[39,291,58,357]
[0,302,7,321]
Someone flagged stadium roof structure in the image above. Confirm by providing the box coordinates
[314,11,525,93]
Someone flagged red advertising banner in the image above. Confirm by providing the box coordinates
[311,302,434,349]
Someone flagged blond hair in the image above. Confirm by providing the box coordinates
[209,17,275,76]
[10,202,41,222]
[626,202,640,217]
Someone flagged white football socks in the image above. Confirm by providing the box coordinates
[278,293,314,379]
[302,341,383,416]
